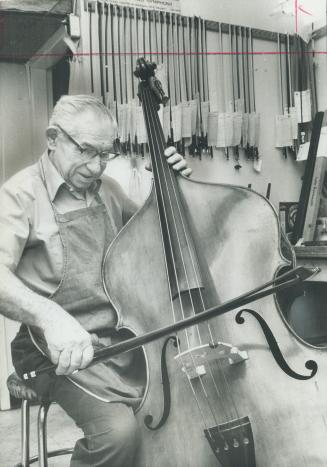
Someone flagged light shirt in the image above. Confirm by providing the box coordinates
[0,152,137,296]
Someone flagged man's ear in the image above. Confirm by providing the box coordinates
[46,126,59,151]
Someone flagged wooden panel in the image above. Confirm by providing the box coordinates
[0,0,72,15]
[0,317,19,410]
[0,63,34,179]
[0,63,50,409]
[0,316,11,410]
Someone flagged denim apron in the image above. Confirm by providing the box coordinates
[13,159,144,408]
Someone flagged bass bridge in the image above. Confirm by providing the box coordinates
[205,416,256,467]
[174,342,248,379]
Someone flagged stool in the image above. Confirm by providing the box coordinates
[7,372,73,467]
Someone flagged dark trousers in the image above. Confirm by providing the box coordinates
[53,377,140,467]
[12,326,141,467]
[32,375,140,467]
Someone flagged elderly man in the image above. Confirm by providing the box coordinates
[0,95,191,467]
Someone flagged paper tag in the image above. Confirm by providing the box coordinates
[182,101,192,138]
[172,104,182,143]
[163,105,171,141]
[126,102,132,140]
[208,112,218,147]
[317,126,327,158]
[130,99,137,139]
[253,157,262,173]
[248,113,256,146]
[275,114,292,147]
[294,89,312,123]
[136,106,147,144]
[128,165,143,205]
[296,141,310,161]
[242,113,249,147]
[200,101,210,135]
[217,113,226,147]
[189,99,198,134]
[226,100,234,114]
[254,113,260,146]
[209,89,218,112]
[155,63,169,101]
[224,113,234,147]
[289,107,298,140]
[235,99,244,113]
[232,112,243,146]
[117,104,127,143]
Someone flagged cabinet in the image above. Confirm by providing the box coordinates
[0,318,19,410]
[287,246,327,346]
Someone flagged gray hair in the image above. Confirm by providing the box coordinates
[49,95,117,135]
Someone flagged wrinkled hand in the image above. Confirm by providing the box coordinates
[42,307,96,375]
[146,147,192,176]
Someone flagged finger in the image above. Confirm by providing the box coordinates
[164,146,177,157]
[80,345,94,369]
[171,160,187,172]
[69,346,84,372]
[166,153,183,165]
[181,167,192,177]
[48,348,60,365]
[56,348,73,375]
[90,333,100,346]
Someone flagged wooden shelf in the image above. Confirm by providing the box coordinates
[294,245,327,259]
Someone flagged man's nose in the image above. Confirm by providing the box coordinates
[86,155,104,173]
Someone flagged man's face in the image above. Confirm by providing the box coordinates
[49,110,116,192]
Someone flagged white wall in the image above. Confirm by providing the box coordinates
[108,29,305,211]
[108,1,327,210]
[0,64,49,182]
[180,0,326,36]
[314,35,327,112]
[188,32,304,208]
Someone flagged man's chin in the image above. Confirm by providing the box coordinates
[72,174,94,191]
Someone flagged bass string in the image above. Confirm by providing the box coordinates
[141,87,221,430]
[141,87,217,416]
[148,86,249,451]
[141,88,193,342]
[143,79,248,432]
[154,128,243,431]
[141,84,224,373]
[142,85,242,431]
[144,89,209,366]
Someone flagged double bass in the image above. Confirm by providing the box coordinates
[102,60,327,467]
[99,60,327,466]
[25,59,327,466]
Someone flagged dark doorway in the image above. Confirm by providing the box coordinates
[52,52,70,105]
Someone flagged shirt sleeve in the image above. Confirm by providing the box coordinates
[0,180,30,271]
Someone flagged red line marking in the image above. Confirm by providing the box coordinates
[299,5,313,16]
[295,0,313,33]
[1,51,327,60]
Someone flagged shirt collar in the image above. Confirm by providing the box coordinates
[40,151,102,202]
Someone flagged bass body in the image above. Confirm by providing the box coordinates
[103,175,327,467]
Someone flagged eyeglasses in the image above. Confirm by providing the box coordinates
[56,124,120,162]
